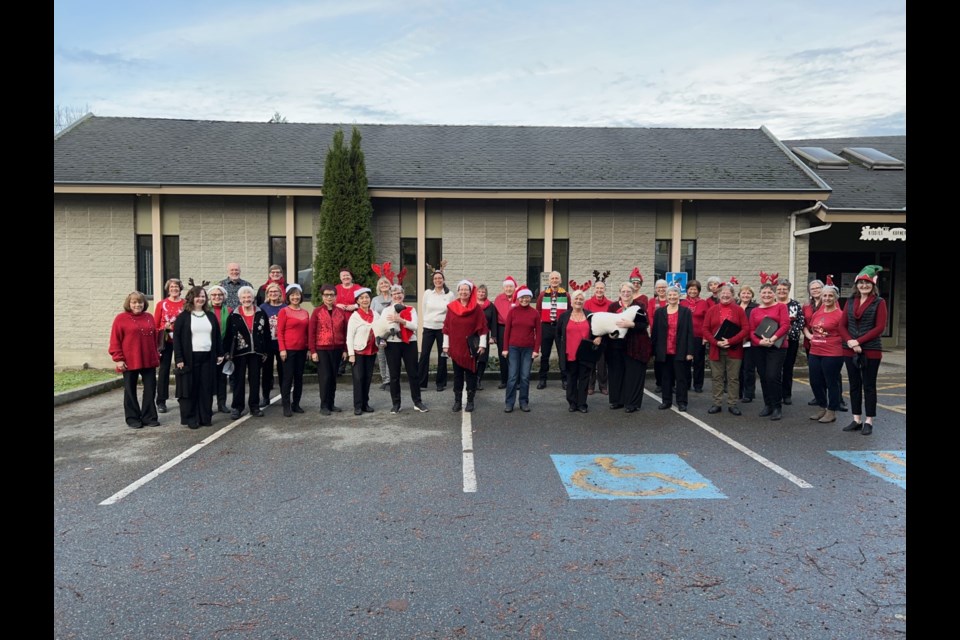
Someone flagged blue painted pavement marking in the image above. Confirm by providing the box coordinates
[829,450,906,489]
[550,454,726,500]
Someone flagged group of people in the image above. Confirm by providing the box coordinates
[109,260,887,436]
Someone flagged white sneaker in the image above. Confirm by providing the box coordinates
[414,402,429,412]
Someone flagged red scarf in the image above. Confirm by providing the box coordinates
[398,306,415,343]
[853,294,877,320]
[447,286,478,316]
[261,276,287,294]
[356,307,374,323]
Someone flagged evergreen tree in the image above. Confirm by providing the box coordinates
[313,127,377,300]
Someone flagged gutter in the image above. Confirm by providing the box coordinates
[789,201,827,291]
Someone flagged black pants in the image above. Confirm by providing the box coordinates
[232,353,262,411]
[156,341,174,403]
[215,358,229,409]
[122,368,157,427]
[315,349,342,410]
[496,324,509,386]
[566,360,594,410]
[754,347,786,409]
[845,356,881,417]
[386,341,422,406]
[607,347,647,410]
[261,341,282,401]
[739,348,757,400]
[654,359,663,388]
[352,354,376,410]
[539,322,566,383]
[418,328,448,389]
[686,341,706,390]
[281,349,307,408]
[781,338,799,400]
[661,354,689,405]
[589,351,608,392]
[179,351,214,427]
[452,361,477,398]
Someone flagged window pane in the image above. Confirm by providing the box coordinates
[269,237,286,270]
[680,240,696,281]
[295,237,312,300]
[527,240,544,297]
[400,238,418,301]
[654,240,671,282]
[162,236,180,285]
[553,239,570,284]
[425,239,442,292]
[136,235,153,297]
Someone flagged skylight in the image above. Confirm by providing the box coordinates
[791,147,849,170]
[841,147,905,170]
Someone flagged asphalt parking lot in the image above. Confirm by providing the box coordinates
[54,359,906,639]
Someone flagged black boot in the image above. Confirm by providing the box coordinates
[465,391,476,412]
[475,364,485,390]
[282,399,293,417]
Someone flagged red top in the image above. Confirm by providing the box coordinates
[502,305,541,351]
[442,304,487,372]
[335,283,358,309]
[841,296,888,359]
[749,303,790,349]
[808,306,852,357]
[309,305,348,352]
[241,310,255,333]
[703,301,749,360]
[680,297,711,338]
[583,296,610,314]
[493,293,514,325]
[666,311,679,355]
[647,296,668,321]
[277,307,310,351]
[154,298,184,343]
[109,311,161,371]
[564,316,591,361]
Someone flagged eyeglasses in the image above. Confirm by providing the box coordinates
[322,292,336,297]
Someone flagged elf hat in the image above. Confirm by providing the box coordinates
[855,264,883,284]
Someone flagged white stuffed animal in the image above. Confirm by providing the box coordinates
[587,305,644,339]
[373,305,403,339]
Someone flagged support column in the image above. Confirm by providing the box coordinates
[416,198,426,343]
[544,199,555,272]
[285,196,296,283]
[151,194,162,298]
[671,200,682,272]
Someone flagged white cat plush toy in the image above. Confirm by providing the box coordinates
[587,305,644,339]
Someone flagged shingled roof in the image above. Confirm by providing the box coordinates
[55,116,828,194]
[784,136,905,211]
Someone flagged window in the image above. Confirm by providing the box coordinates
[269,237,286,270]
[400,237,442,301]
[526,239,569,298]
[136,235,180,297]
[295,237,313,300]
[654,240,696,282]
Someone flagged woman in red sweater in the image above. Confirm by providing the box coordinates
[749,278,790,420]
[501,285,540,412]
[557,287,600,413]
[153,278,184,413]
[109,291,162,429]
[702,283,749,415]
[309,284,348,416]
[277,284,309,417]
[803,282,851,424]
[681,279,711,394]
[842,266,888,435]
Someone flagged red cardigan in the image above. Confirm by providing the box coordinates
[702,302,749,361]
[749,303,790,349]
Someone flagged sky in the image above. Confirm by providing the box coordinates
[53,0,906,139]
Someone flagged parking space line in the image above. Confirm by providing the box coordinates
[644,390,814,489]
[98,398,281,505]
[461,389,477,493]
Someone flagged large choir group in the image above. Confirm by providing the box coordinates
[109,260,887,435]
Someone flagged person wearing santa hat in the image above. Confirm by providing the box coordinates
[841,265,888,435]
[502,285,540,412]
[443,280,488,412]
[492,276,518,390]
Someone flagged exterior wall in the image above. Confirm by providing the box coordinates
[566,199,659,287]
[693,201,798,290]
[172,196,270,288]
[371,198,402,266]
[432,199,529,287]
[54,195,137,368]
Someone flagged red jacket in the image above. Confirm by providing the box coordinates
[309,305,348,352]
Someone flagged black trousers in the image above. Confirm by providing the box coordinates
[607,347,647,410]
[122,368,157,427]
[739,348,757,400]
[781,338,800,399]
[654,359,663,388]
[156,341,174,402]
[539,322,566,383]
[179,351,214,427]
[352,354,376,410]
[386,341,422,406]
[315,349,342,410]
[215,358,229,409]
[754,347,786,409]
[661,354,689,405]
[232,353,262,410]
[452,361,477,397]
[261,341,282,400]
[845,356,881,417]
[280,349,307,408]
[418,328,448,389]
[496,324,509,386]
[566,360,594,410]
[686,341,706,390]
[589,351,608,392]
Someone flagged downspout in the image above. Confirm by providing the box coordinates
[789,201,827,290]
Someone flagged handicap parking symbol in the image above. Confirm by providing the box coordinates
[550,454,725,500]
[829,451,906,489]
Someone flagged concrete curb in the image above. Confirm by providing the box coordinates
[54,378,125,407]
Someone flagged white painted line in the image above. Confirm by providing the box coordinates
[461,388,477,493]
[100,411,255,505]
[643,389,814,489]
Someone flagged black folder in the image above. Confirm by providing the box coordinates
[753,317,786,348]
[713,319,740,341]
